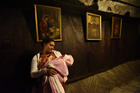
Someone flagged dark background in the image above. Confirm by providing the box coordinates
[0,0,140,93]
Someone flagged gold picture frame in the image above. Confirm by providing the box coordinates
[86,12,102,40]
[111,16,122,39]
[34,4,62,42]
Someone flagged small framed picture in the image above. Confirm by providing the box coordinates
[86,12,102,40]
[34,4,62,42]
[111,16,122,39]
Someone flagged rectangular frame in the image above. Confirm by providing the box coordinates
[111,16,122,39]
[86,12,102,40]
[34,4,62,42]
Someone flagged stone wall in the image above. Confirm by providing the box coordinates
[79,0,140,18]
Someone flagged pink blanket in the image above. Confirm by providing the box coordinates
[43,55,74,93]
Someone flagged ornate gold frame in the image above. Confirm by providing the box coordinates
[34,4,62,42]
[86,12,102,40]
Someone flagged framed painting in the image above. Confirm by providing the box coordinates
[34,4,62,42]
[86,12,102,40]
[111,16,122,39]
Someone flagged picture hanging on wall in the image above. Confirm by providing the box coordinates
[34,4,62,42]
[86,12,102,40]
[111,16,122,39]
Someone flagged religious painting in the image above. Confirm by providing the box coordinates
[86,12,102,40]
[34,4,62,42]
[111,16,122,39]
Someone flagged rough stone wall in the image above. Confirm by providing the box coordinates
[79,0,140,18]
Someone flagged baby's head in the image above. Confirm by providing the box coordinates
[62,54,74,66]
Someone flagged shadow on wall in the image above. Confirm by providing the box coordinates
[14,51,35,93]
[0,51,35,93]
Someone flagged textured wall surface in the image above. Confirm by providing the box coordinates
[79,0,140,18]
[98,0,140,18]
[66,60,140,93]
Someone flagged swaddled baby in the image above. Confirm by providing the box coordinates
[43,54,74,93]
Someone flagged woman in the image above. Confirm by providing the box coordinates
[40,15,49,38]
[30,37,63,93]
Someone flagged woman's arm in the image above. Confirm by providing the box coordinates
[30,55,47,78]
[30,54,58,78]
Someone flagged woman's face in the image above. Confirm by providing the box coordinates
[44,17,49,23]
[43,41,55,53]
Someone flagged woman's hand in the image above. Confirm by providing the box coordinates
[46,68,57,76]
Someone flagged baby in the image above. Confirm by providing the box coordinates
[43,54,74,93]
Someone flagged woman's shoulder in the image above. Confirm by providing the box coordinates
[32,52,40,60]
